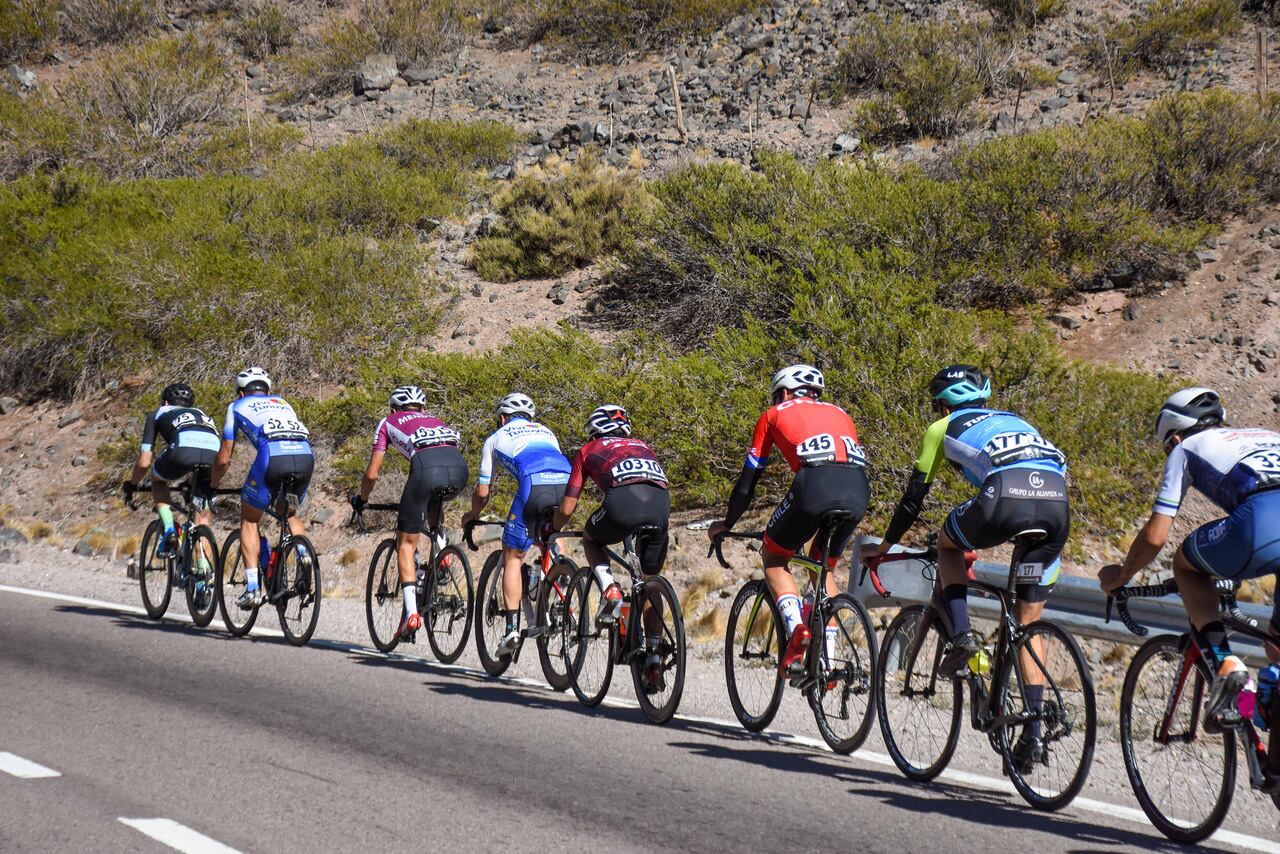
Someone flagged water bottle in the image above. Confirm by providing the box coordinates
[968,646,992,677]
[800,592,814,625]
[258,536,270,573]
[1236,678,1258,723]
[1256,664,1280,730]
[618,601,630,637]
[525,564,540,597]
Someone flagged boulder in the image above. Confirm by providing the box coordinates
[0,396,18,415]
[401,67,433,86]
[57,411,83,428]
[355,53,398,94]
[7,64,36,89]
[0,526,28,545]
[831,133,861,155]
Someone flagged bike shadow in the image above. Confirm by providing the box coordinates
[52,603,294,646]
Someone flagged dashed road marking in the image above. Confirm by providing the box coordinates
[0,752,60,779]
[118,818,240,854]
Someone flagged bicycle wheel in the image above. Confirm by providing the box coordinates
[426,545,473,664]
[275,536,321,646]
[996,619,1096,811]
[630,575,686,724]
[473,550,512,677]
[724,581,784,732]
[1119,633,1235,843]
[566,567,614,707]
[807,593,878,754]
[138,520,173,619]
[183,525,220,628]
[365,538,401,653]
[876,604,963,781]
[536,556,578,691]
[216,532,258,637]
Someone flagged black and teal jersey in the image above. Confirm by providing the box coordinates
[915,408,1067,489]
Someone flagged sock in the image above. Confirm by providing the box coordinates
[157,504,175,534]
[825,626,839,662]
[645,635,661,664]
[403,585,417,619]
[504,610,518,634]
[433,531,447,554]
[592,564,615,591]
[197,555,212,576]
[777,594,802,636]
[1024,684,1045,740]
[245,566,260,592]
[1194,621,1231,666]
[942,585,970,636]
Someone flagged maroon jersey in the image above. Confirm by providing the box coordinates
[565,437,669,498]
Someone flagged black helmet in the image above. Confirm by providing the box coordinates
[162,382,195,408]
[928,365,991,407]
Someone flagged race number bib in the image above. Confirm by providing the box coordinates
[983,432,1063,467]
[1015,562,1045,582]
[411,426,459,448]
[264,417,309,441]
[1241,448,1280,485]
[610,457,668,484]
[796,433,836,463]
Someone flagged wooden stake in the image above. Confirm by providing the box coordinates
[668,64,687,144]
[1259,27,1266,103]
[243,76,254,157]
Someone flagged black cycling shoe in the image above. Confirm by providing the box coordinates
[939,630,981,677]
[1007,732,1046,776]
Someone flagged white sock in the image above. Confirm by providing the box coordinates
[246,566,260,591]
[592,564,615,591]
[777,594,802,636]
[403,585,417,618]
[433,531,446,553]
[646,635,661,664]
[825,627,838,662]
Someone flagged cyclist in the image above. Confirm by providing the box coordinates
[552,405,670,691]
[123,383,220,571]
[211,367,315,610]
[1099,388,1280,736]
[460,393,572,660]
[707,364,870,678]
[866,365,1069,768]
[349,386,469,640]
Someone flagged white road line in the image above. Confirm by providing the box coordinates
[118,818,240,854]
[5,581,1279,854]
[0,752,60,779]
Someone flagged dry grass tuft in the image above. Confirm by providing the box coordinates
[692,606,727,643]
[339,547,361,567]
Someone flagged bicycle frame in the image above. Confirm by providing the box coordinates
[553,531,656,665]
[467,519,572,648]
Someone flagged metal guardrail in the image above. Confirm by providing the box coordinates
[847,537,1272,662]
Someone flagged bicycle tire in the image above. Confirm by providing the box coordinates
[567,567,614,707]
[365,538,401,653]
[425,545,473,664]
[630,575,686,725]
[997,619,1096,811]
[807,593,877,754]
[473,550,512,677]
[875,604,962,781]
[183,525,220,628]
[276,536,321,646]
[216,531,258,637]
[536,556,578,691]
[724,580,784,733]
[138,519,172,620]
[1119,633,1236,843]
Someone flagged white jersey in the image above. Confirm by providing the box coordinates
[477,418,571,485]
[1154,427,1280,516]
[222,394,311,451]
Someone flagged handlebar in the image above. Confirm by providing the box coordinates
[348,502,399,534]
[126,480,237,512]
[858,544,941,599]
[706,531,763,569]
[1106,577,1255,637]
[464,519,503,551]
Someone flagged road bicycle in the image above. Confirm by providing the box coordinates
[715,510,877,754]
[1109,577,1280,842]
[128,471,236,627]
[559,526,687,724]
[352,493,473,663]
[465,515,579,689]
[866,530,1096,810]
[215,477,322,646]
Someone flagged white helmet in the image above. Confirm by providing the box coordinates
[236,366,272,393]
[496,392,536,419]
[771,363,825,397]
[389,385,427,409]
[1155,387,1225,446]
[586,404,632,438]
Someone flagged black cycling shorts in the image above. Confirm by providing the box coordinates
[944,468,1071,604]
[585,483,671,574]
[258,453,315,511]
[151,446,217,507]
[764,463,870,560]
[399,446,469,534]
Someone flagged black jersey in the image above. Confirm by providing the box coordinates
[141,405,221,454]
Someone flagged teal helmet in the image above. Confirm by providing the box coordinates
[929,365,991,407]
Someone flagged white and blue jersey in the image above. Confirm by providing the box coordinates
[478,418,571,551]
[928,408,1067,489]
[222,394,314,511]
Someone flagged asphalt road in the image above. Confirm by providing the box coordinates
[0,586,1274,854]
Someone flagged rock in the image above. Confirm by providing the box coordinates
[246,64,263,79]
[1048,314,1082,330]
[401,67,433,86]
[1040,96,1070,112]
[1264,292,1280,306]
[0,548,14,564]
[7,63,36,89]
[0,396,17,415]
[1106,264,1136,289]
[1045,48,1069,66]
[311,507,335,525]
[475,212,501,237]
[1194,249,1221,264]
[1123,300,1141,322]
[0,526,28,545]
[548,283,570,305]
[487,164,513,180]
[1056,70,1080,85]
[57,411,83,429]
[1095,292,1128,313]
[355,53,398,94]
[72,538,98,557]
[789,95,811,120]
[831,133,861,155]
[741,33,775,55]
[71,455,88,467]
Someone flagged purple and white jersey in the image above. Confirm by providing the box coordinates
[372,410,460,460]
[1154,427,1280,517]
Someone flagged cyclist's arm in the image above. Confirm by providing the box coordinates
[723,412,772,529]
[211,402,237,487]
[358,450,385,502]
[554,447,588,530]
[882,416,949,546]
[1102,447,1186,589]
[128,411,158,486]
[461,435,497,524]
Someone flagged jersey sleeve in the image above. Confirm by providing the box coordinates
[1153,445,1189,517]
[477,433,498,486]
[745,411,773,470]
[564,446,588,500]
[913,416,951,484]
[371,418,389,453]
[140,411,158,452]
[221,402,237,442]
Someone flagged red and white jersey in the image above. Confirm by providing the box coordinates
[565,436,668,499]
[372,410,460,460]
[746,397,866,473]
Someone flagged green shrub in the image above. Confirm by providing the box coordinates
[850,96,908,145]
[360,0,476,64]
[1087,0,1242,80]
[501,0,759,63]
[282,19,378,99]
[980,0,1066,29]
[0,0,59,62]
[62,0,164,45]
[472,151,648,281]
[233,0,295,59]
